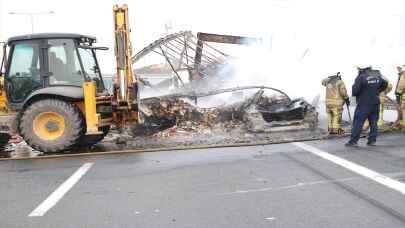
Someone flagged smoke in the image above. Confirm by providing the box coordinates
[212,8,405,104]
[220,46,403,103]
[219,42,310,99]
[205,0,405,104]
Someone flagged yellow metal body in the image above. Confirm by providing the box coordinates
[0,75,8,114]
[113,4,135,102]
[33,112,65,140]
[0,42,10,115]
[112,4,139,128]
[83,81,101,134]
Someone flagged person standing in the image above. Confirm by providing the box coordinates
[346,66,388,147]
[395,66,405,128]
[377,76,392,128]
[362,75,392,129]
[321,72,349,134]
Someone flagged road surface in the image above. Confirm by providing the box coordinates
[1,133,405,227]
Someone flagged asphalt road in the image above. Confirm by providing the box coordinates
[1,133,405,228]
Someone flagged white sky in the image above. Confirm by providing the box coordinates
[1,0,405,99]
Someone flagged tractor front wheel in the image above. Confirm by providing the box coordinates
[19,99,84,153]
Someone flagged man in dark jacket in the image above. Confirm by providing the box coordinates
[346,66,388,147]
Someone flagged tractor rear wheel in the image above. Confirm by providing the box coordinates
[20,99,84,153]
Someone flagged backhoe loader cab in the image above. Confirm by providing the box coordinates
[0,33,113,152]
[4,34,106,102]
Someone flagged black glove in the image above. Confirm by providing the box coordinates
[345,98,350,106]
[396,93,401,104]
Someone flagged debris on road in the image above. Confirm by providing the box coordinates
[130,31,318,140]
[128,86,318,142]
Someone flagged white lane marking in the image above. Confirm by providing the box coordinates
[28,162,94,217]
[222,172,405,196]
[293,142,405,195]
[221,177,358,195]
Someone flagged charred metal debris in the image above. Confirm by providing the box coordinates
[131,31,318,137]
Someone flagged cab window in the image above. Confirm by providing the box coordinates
[48,39,84,86]
[77,47,105,91]
[7,42,41,103]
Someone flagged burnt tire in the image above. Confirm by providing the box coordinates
[75,126,110,147]
[19,99,84,153]
[0,133,11,151]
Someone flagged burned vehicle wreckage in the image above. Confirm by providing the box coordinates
[131,31,318,137]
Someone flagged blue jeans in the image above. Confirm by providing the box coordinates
[349,104,379,143]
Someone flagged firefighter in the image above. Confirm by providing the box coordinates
[346,66,388,147]
[321,72,349,134]
[363,75,392,129]
[395,65,405,128]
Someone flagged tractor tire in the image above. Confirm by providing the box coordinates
[75,126,110,147]
[0,133,11,151]
[19,99,84,153]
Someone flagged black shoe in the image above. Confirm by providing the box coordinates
[345,142,358,147]
[367,141,376,146]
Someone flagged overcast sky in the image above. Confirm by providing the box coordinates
[1,0,405,98]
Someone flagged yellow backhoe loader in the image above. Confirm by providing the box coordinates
[0,4,138,152]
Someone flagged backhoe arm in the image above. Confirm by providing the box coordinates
[0,42,8,113]
[112,4,138,128]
